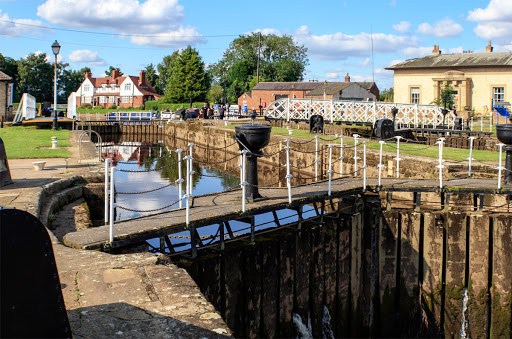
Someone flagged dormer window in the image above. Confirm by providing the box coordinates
[124,83,131,91]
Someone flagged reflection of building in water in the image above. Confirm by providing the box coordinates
[102,142,155,166]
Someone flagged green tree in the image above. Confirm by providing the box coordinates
[210,33,308,102]
[16,53,54,102]
[0,54,20,101]
[162,46,210,103]
[379,87,394,102]
[58,67,90,102]
[431,82,456,108]
[207,83,224,104]
[105,66,123,77]
[156,51,179,95]
[144,63,160,94]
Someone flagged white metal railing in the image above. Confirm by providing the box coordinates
[105,111,160,121]
[264,98,456,128]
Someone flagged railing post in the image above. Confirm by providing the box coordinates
[480,117,483,131]
[395,135,402,178]
[328,144,333,196]
[470,117,474,131]
[286,139,292,204]
[104,158,110,224]
[339,135,344,177]
[467,137,475,177]
[109,166,116,244]
[362,141,367,191]
[436,138,445,189]
[185,154,191,204]
[176,149,184,208]
[188,143,195,202]
[286,98,290,122]
[378,140,385,186]
[496,143,505,190]
[185,193,190,226]
[315,135,319,182]
[353,134,360,177]
[241,150,247,212]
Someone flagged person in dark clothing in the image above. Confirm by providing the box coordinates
[218,105,225,120]
[207,106,214,119]
[201,103,208,119]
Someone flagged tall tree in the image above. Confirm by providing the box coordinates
[144,63,160,94]
[210,33,309,102]
[163,46,210,103]
[58,67,91,102]
[16,53,54,102]
[0,54,20,101]
[157,51,179,94]
[105,66,123,77]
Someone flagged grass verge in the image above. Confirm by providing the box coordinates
[0,126,72,159]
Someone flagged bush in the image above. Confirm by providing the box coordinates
[93,105,103,109]
[109,104,117,109]
[79,103,92,109]
[144,100,204,111]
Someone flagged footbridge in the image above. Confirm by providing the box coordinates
[264,98,455,128]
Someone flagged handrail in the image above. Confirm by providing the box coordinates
[78,130,103,162]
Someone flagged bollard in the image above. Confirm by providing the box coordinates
[315,135,319,181]
[241,150,247,212]
[378,140,385,186]
[286,139,292,204]
[339,135,344,177]
[353,134,360,177]
[362,141,367,191]
[109,166,116,243]
[104,158,111,224]
[51,136,58,149]
[394,135,402,178]
[176,149,184,208]
[467,137,475,177]
[436,138,445,188]
[496,143,505,190]
[328,144,333,196]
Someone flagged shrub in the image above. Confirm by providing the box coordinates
[93,105,103,109]
[79,103,92,109]
[109,104,117,109]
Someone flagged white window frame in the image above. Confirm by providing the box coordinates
[7,83,13,106]
[493,87,505,105]
[124,83,131,91]
[109,96,115,103]
[99,96,107,104]
[410,87,420,105]
[83,85,90,92]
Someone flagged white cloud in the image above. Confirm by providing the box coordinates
[325,72,339,79]
[416,18,463,38]
[387,59,405,67]
[392,21,410,34]
[37,0,205,47]
[401,46,433,58]
[388,0,397,6]
[69,50,106,66]
[0,10,44,36]
[447,46,464,54]
[358,58,371,67]
[294,25,418,60]
[468,0,512,42]
[248,28,282,36]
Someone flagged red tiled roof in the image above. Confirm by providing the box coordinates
[87,73,159,97]
[0,70,12,81]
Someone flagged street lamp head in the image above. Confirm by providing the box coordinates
[51,40,61,56]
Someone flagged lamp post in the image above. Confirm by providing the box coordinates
[51,40,61,130]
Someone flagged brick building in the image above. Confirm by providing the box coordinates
[238,75,379,110]
[0,70,13,120]
[75,70,161,108]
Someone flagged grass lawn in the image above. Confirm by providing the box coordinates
[0,126,72,159]
[227,124,504,163]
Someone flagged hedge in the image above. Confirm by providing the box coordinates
[144,101,207,111]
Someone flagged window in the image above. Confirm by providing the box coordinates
[410,87,420,104]
[83,85,90,92]
[109,96,115,103]
[124,83,131,91]
[99,96,107,104]
[493,87,505,105]
[84,96,92,103]
[7,83,13,106]
[122,96,133,103]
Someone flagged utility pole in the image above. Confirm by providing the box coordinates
[256,32,261,84]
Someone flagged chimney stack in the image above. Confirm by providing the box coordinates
[139,70,146,86]
[432,45,441,55]
[112,69,119,79]
[486,40,493,53]
[345,73,350,82]
[85,72,92,80]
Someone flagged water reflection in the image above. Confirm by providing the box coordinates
[102,142,239,221]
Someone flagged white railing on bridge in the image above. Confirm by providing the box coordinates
[105,111,160,122]
[264,98,456,128]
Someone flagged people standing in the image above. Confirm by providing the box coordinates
[218,105,225,120]
[201,102,208,119]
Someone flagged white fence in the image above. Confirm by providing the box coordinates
[264,98,457,128]
[13,93,36,123]
[67,92,77,119]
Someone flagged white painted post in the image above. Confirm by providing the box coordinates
[395,136,402,178]
[372,101,376,124]
[286,139,292,204]
[436,138,445,189]
[330,100,334,123]
[185,193,190,226]
[362,141,367,191]
[480,116,483,131]
[104,158,110,224]
[467,137,475,177]
[109,166,116,243]
[496,143,505,190]
[241,150,247,212]
[470,117,474,131]
[339,135,344,177]
[353,134,360,177]
[286,98,290,122]
[176,149,183,208]
[328,144,333,196]
[378,140,385,186]
[188,143,195,201]
[414,104,418,128]
[315,135,319,182]
[185,154,190,204]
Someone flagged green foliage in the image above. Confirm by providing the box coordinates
[79,103,92,109]
[16,53,55,103]
[105,66,123,77]
[93,105,103,109]
[210,33,308,102]
[145,101,204,111]
[162,46,210,103]
[156,51,179,95]
[109,104,117,109]
[0,54,18,100]
[58,67,90,102]
[207,83,224,104]
[431,81,457,108]
[380,87,394,102]
[144,63,160,94]
[0,126,71,158]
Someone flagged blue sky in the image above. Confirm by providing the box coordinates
[1,0,511,90]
